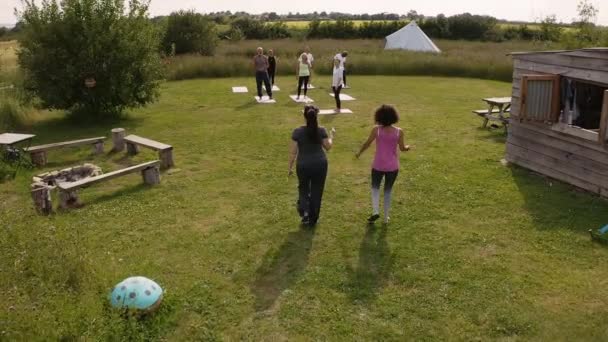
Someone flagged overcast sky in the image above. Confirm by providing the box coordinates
[2,0,607,25]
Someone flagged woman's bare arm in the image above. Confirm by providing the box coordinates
[355,127,378,158]
[322,128,334,151]
[288,141,298,176]
[398,129,411,152]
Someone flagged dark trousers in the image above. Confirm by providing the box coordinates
[297,76,310,97]
[371,169,398,190]
[256,71,272,98]
[268,68,276,85]
[332,85,342,109]
[297,161,328,224]
[343,69,347,87]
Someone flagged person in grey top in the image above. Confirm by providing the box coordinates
[289,105,335,226]
[253,47,273,100]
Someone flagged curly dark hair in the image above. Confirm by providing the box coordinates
[374,105,399,126]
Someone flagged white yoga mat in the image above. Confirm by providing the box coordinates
[289,95,314,103]
[232,86,248,93]
[329,93,356,101]
[318,109,353,115]
[255,96,276,104]
[272,85,280,91]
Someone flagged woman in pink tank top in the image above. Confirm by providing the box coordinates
[356,105,411,224]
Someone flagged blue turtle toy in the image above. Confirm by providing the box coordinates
[589,224,608,244]
[110,276,163,313]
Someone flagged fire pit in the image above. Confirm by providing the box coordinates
[31,164,102,214]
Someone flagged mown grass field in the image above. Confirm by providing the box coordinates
[2,75,608,340]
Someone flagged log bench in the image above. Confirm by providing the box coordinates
[26,137,106,167]
[124,135,174,169]
[56,160,161,209]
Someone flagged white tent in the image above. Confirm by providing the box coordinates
[384,21,441,53]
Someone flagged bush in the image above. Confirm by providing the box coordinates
[0,98,28,131]
[229,17,290,40]
[447,13,497,40]
[18,0,164,119]
[163,10,218,55]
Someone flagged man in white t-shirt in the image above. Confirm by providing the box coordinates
[334,51,348,87]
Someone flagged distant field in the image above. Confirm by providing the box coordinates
[278,20,375,28]
[279,21,575,32]
[0,40,18,85]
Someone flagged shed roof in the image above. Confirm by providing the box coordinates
[510,48,608,58]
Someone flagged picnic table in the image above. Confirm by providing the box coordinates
[472,97,512,130]
[0,133,36,176]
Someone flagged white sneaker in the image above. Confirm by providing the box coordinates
[383,217,390,225]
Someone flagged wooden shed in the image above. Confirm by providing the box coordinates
[506,48,608,196]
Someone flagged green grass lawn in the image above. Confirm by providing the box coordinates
[2,76,608,340]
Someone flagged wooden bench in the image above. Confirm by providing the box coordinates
[472,109,511,127]
[56,160,161,209]
[124,135,174,169]
[26,137,106,167]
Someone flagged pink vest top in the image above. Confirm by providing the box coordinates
[372,126,400,172]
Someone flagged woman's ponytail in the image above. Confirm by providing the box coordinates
[304,105,321,143]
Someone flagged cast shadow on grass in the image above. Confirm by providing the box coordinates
[26,113,144,143]
[251,226,316,311]
[476,126,507,144]
[345,225,395,304]
[510,165,608,234]
[82,183,149,208]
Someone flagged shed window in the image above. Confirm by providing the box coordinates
[521,74,608,144]
[520,75,560,123]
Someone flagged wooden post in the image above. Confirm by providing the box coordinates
[112,128,126,152]
[30,151,47,167]
[126,142,140,155]
[142,166,161,185]
[31,186,53,215]
[59,190,81,209]
[93,141,104,154]
[159,149,174,169]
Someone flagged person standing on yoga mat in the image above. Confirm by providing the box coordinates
[334,51,348,87]
[356,105,411,224]
[267,49,277,86]
[296,53,311,100]
[331,58,344,112]
[253,47,272,100]
[299,46,314,69]
[289,105,334,227]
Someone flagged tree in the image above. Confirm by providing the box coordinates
[573,0,600,45]
[538,15,562,41]
[163,10,218,55]
[17,0,163,118]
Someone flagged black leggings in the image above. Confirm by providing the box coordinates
[297,76,310,97]
[296,161,328,224]
[343,69,347,87]
[268,68,276,85]
[332,85,342,109]
[371,169,398,190]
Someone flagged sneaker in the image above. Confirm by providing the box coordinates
[383,217,391,225]
[367,214,380,223]
[301,213,310,226]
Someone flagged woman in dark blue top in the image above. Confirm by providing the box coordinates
[289,105,334,226]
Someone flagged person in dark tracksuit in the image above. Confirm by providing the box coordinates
[289,105,334,227]
[253,47,272,100]
[268,49,277,86]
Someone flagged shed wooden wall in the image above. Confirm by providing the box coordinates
[506,51,608,197]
